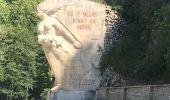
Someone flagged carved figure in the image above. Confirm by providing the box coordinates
[37,11,81,93]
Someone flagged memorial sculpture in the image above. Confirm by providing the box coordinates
[36,0,106,99]
[37,11,81,93]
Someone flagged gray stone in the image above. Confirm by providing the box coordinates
[37,0,106,91]
[52,90,96,100]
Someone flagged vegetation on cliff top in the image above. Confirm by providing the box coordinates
[101,0,170,85]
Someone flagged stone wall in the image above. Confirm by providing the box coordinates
[96,84,170,100]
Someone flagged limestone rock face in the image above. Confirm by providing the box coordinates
[37,0,106,90]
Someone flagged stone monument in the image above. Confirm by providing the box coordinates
[36,0,106,99]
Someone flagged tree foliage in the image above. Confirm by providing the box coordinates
[101,0,170,85]
[0,0,51,99]
[0,25,37,100]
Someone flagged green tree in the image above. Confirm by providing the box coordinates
[0,0,51,99]
[0,0,9,24]
[100,0,170,85]
[0,26,37,100]
[151,4,170,83]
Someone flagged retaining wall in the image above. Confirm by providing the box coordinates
[96,84,170,100]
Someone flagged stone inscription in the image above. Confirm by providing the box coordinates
[67,10,98,31]
[37,0,106,91]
